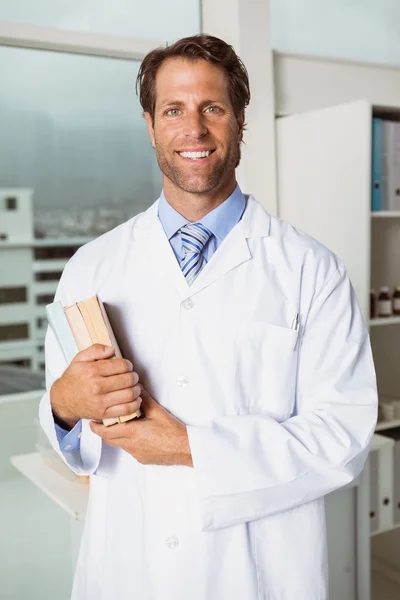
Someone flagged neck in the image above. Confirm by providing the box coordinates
[163,176,237,222]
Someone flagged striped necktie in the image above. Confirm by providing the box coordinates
[180,222,212,285]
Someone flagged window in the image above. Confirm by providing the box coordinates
[0,287,27,304]
[0,323,29,341]
[34,247,80,260]
[1,47,162,239]
[36,294,54,306]
[34,271,63,282]
[0,4,201,598]
[0,358,31,368]
[271,0,400,67]
[6,196,17,210]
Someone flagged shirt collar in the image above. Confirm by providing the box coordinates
[158,184,246,242]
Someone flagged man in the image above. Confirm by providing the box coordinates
[40,34,377,600]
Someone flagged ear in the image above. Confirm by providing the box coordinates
[237,112,245,142]
[144,112,156,149]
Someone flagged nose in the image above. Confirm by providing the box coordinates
[184,111,208,139]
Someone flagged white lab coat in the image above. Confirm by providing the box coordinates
[39,196,377,600]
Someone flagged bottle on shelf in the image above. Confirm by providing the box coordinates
[378,286,392,317]
[393,286,400,316]
[370,289,376,319]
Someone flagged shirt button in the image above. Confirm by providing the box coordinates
[165,536,179,549]
[77,433,82,439]
[65,444,72,451]
[176,376,189,387]
[182,298,194,310]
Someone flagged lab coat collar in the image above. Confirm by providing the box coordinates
[133,195,271,296]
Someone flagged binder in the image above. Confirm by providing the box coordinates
[381,120,400,211]
[371,117,383,211]
[378,427,400,525]
[369,450,379,533]
[369,433,395,534]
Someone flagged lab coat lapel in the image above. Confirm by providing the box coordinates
[136,200,191,296]
[189,195,271,294]
[188,220,251,294]
[135,195,271,297]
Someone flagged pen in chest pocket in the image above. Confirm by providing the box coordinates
[291,313,300,331]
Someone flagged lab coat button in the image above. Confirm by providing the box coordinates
[176,376,189,387]
[165,536,179,549]
[182,298,194,310]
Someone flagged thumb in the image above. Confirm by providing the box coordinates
[72,343,115,363]
[139,387,159,414]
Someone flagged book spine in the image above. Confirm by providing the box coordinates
[46,301,79,363]
[372,117,382,212]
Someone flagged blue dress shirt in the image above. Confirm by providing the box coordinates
[55,184,246,453]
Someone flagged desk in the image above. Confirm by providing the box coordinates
[10,452,89,567]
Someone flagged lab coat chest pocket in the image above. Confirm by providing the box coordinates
[234,322,299,421]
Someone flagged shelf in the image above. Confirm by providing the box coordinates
[371,521,400,537]
[369,317,400,327]
[371,211,400,218]
[10,452,89,520]
[376,419,400,432]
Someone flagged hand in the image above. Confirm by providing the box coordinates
[89,387,193,467]
[50,344,142,429]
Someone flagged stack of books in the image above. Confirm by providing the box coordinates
[46,295,141,426]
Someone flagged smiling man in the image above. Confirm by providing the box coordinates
[40,35,377,600]
[143,55,243,220]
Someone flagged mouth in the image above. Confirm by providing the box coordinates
[176,149,216,162]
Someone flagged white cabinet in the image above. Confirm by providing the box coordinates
[275,95,400,600]
[275,98,376,600]
[276,99,372,319]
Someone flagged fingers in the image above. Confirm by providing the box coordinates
[103,396,142,420]
[97,373,140,395]
[73,343,115,363]
[96,358,135,377]
[103,384,142,408]
[89,421,125,445]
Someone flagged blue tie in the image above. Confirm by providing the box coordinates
[180,222,212,285]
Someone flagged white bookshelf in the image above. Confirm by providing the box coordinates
[376,419,400,432]
[369,317,400,327]
[275,94,400,600]
[372,212,400,218]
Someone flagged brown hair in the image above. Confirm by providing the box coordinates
[136,34,250,125]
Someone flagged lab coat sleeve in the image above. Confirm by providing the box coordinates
[186,265,378,531]
[38,269,102,476]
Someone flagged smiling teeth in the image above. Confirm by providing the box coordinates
[179,151,211,159]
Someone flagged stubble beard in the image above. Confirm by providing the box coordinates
[154,139,240,195]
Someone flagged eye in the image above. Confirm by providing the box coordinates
[166,108,181,117]
[205,106,222,114]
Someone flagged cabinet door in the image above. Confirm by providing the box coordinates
[325,488,357,600]
[276,99,371,319]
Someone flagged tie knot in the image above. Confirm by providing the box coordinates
[180,222,212,256]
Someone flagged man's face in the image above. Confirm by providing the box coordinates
[145,58,244,195]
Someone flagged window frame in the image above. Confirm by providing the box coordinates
[0,19,164,60]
